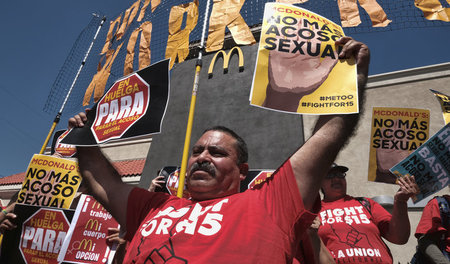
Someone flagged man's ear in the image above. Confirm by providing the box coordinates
[239,163,249,181]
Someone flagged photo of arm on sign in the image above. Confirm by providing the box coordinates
[250,3,357,115]
[368,107,430,184]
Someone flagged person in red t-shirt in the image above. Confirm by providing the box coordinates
[295,216,336,264]
[414,195,450,263]
[69,37,370,263]
[318,164,419,264]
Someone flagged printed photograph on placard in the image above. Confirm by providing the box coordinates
[250,3,357,114]
[368,107,430,184]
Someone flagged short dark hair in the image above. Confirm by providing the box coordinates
[203,126,248,165]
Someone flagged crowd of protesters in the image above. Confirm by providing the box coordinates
[0,36,448,264]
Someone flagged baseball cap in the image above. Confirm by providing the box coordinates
[326,163,348,179]
[329,163,348,173]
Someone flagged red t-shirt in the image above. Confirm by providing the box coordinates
[293,232,319,264]
[123,160,318,263]
[415,195,450,253]
[318,195,393,264]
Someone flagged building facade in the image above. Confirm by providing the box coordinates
[0,62,448,263]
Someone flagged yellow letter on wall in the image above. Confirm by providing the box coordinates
[206,0,256,52]
[415,0,450,21]
[83,43,124,106]
[137,0,161,21]
[101,16,122,55]
[337,0,391,27]
[124,21,152,76]
[165,0,199,69]
[117,0,141,40]
[85,0,152,106]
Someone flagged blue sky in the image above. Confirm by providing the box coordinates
[0,1,449,177]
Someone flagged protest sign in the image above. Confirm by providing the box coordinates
[0,204,74,264]
[430,89,450,125]
[62,59,170,146]
[52,130,77,157]
[59,194,119,264]
[390,123,450,203]
[368,107,430,184]
[17,154,81,209]
[246,170,274,190]
[152,166,191,198]
[155,167,274,198]
[250,3,357,114]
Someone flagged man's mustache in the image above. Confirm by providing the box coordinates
[189,162,216,177]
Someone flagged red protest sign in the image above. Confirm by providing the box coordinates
[54,130,77,157]
[248,171,274,189]
[165,168,191,199]
[91,73,150,143]
[19,208,70,264]
[58,195,119,263]
[61,60,170,146]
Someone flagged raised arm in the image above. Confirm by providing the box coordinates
[382,175,419,244]
[0,202,17,234]
[308,216,336,264]
[289,37,370,210]
[69,112,134,227]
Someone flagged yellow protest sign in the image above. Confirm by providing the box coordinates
[368,107,430,184]
[250,3,357,114]
[17,154,81,209]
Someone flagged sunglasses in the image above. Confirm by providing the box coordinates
[326,172,346,179]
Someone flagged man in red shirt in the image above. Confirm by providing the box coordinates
[414,195,450,263]
[70,37,370,263]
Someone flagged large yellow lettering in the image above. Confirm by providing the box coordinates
[101,15,122,55]
[124,21,152,75]
[337,0,391,27]
[205,0,256,52]
[116,0,141,40]
[415,0,450,21]
[83,43,124,105]
[165,0,199,69]
[86,0,151,105]
[137,0,161,21]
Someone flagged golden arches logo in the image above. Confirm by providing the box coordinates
[78,239,93,251]
[91,201,103,209]
[208,46,244,78]
[85,219,99,230]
